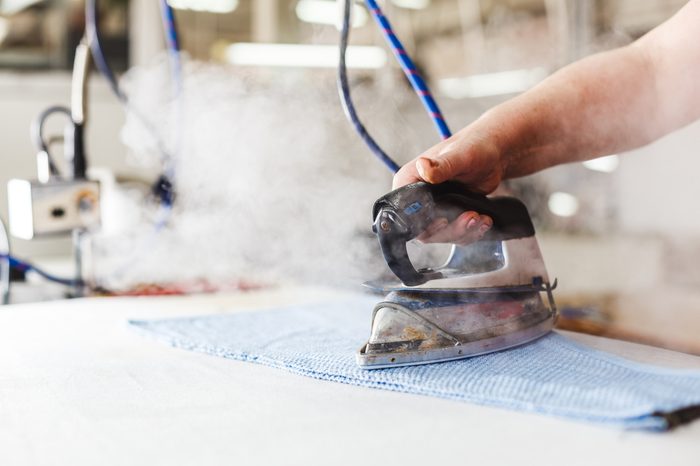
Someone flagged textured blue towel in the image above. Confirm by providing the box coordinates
[130,295,700,431]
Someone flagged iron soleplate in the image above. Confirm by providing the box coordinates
[356,290,556,369]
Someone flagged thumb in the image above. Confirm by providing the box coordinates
[415,148,465,184]
[414,139,502,194]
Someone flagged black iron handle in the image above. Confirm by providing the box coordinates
[372,181,535,286]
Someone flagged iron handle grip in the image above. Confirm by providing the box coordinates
[372,181,534,241]
[372,181,536,286]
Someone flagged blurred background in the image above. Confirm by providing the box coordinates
[0,0,698,353]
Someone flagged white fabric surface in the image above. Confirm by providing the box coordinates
[1,286,699,466]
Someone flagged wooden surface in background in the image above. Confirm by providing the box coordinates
[556,287,700,355]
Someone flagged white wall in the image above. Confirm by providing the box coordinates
[617,119,700,236]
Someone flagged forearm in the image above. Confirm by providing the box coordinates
[476,0,700,179]
[471,45,660,179]
[394,0,700,193]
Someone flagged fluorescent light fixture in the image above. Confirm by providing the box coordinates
[392,0,431,9]
[0,18,9,44]
[296,0,368,28]
[167,0,239,14]
[0,0,43,15]
[548,192,579,218]
[226,43,387,69]
[582,154,619,173]
[438,68,548,99]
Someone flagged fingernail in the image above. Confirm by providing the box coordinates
[479,224,490,233]
[418,157,438,168]
[466,217,478,228]
[416,157,438,180]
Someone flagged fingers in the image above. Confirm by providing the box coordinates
[414,157,445,184]
[392,140,456,189]
[392,133,503,194]
[392,159,421,190]
[391,154,465,189]
[417,212,493,246]
[415,146,461,185]
[416,217,449,241]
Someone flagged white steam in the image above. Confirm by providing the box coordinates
[89,57,429,291]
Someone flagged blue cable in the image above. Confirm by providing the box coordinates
[85,0,177,207]
[159,0,183,98]
[364,0,451,140]
[338,0,401,173]
[159,0,181,55]
[338,0,452,173]
[0,254,83,287]
[1,218,9,304]
[158,0,184,184]
[85,0,127,104]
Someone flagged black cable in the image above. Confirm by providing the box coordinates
[1,217,10,305]
[85,0,126,103]
[70,39,92,180]
[31,40,90,183]
[85,0,176,206]
[30,105,73,180]
[337,0,401,173]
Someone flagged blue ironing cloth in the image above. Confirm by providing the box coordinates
[130,295,700,431]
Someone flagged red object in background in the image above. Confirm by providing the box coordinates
[99,279,265,297]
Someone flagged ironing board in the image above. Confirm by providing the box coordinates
[1,287,698,466]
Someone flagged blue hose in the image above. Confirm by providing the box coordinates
[85,0,127,103]
[0,254,83,287]
[159,0,181,54]
[338,0,452,174]
[85,0,178,207]
[338,0,401,173]
[364,0,451,140]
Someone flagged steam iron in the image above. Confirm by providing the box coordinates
[357,181,557,369]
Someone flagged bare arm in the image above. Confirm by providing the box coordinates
[394,0,700,192]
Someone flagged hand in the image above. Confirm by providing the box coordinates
[392,130,505,192]
[416,211,493,246]
[393,130,506,244]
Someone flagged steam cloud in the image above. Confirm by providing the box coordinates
[90,57,437,291]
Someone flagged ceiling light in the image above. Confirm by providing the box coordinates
[391,0,431,9]
[295,0,368,28]
[0,18,9,44]
[548,192,579,218]
[582,154,619,173]
[167,0,239,14]
[0,0,43,15]
[438,68,547,99]
[226,43,387,69]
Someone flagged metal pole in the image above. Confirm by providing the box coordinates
[1,217,10,305]
[72,229,85,298]
[252,0,279,43]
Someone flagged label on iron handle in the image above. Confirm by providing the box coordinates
[403,201,423,215]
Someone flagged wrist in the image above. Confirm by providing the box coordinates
[474,93,559,180]
[469,105,522,181]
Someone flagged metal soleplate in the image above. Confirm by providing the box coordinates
[356,307,555,369]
